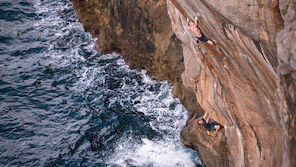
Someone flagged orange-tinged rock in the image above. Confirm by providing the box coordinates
[71,0,296,166]
[167,0,293,166]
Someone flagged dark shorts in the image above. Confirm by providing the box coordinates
[201,118,219,131]
[208,121,219,131]
[196,34,209,43]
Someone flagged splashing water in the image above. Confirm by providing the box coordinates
[0,0,202,166]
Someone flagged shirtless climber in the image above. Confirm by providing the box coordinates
[198,111,221,136]
[185,17,216,46]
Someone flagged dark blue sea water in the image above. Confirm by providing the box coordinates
[0,0,202,166]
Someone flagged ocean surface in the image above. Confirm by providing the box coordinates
[0,0,202,166]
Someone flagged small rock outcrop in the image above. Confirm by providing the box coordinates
[71,0,296,166]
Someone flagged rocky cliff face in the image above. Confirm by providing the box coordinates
[71,0,295,166]
[168,0,295,166]
[277,0,296,166]
[71,0,202,117]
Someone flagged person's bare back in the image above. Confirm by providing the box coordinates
[185,21,202,38]
[185,17,214,46]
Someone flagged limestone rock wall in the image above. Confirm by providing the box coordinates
[277,0,296,166]
[71,0,296,166]
[167,0,294,166]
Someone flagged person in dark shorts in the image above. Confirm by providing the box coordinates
[195,33,210,44]
[198,111,221,136]
[185,17,215,45]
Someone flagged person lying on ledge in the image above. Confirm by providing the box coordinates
[198,111,221,136]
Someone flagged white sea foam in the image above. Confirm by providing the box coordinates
[31,0,202,166]
[73,66,100,91]
[33,0,93,67]
[106,64,202,166]
[141,70,157,85]
[108,137,200,167]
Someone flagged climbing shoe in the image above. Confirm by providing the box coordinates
[215,43,221,50]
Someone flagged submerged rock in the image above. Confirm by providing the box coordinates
[71,0,295,166]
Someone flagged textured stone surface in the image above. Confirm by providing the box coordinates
[71,0,296,166]
[166,0,294,166]
[71,0,202,117]
[181,116,229,167]
[276,1,296,166]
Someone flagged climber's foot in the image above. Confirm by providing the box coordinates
[215,44,221,50]
[212,40,221,50]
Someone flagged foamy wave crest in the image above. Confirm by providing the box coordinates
[104,63,202,166]
[108,137,201,167]
[28,0,203,166]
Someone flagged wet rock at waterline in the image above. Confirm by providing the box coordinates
[0,0,202,166]
[71,0,296,166]
[70,0,202,118]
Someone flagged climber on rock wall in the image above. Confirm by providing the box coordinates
[198,111,221,136]
[185,17,220,49]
